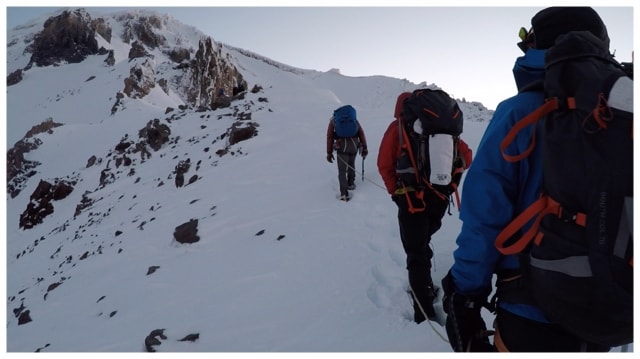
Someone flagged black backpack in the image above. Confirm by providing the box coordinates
[495,31,633,347]
[396,89,464,214]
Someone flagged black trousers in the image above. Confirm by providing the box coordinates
[395,194,446,321]
[495,308,611,352]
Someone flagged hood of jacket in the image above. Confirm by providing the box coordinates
[512,48,546,91]
[394,92,412,119]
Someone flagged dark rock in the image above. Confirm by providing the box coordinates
[91,17,112,42]
[144,329,167,352]
[229,124,258,145]
[19,179,74,229]
[86,155,97,168]
[131,15,166,49]
[123,60,156,99]
[251,84,263,93]
[46,282,62,293]
[7,69,23,86]
[174,159,191,187]
[104,49,115,66]
[146,266,160,275]
[74,191,94,218]
[28,9,99,67]
[175,173,184,188]
[174,219,199,244]
[7,119,63,198]
[52,181,74,200]
[35,343,50,352]
[167,47,190,63]
[179,333,200,342]
[18,310,32,325]
[128,40,149,60]
[138,119,170,151]
[115,141,132,153]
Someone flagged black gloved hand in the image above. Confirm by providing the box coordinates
[441,271,493,352]
[361,147,368,159]
[326,153,334,163]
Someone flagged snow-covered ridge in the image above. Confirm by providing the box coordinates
[6,7,501,353]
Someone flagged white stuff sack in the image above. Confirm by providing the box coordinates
[429,134,454,185]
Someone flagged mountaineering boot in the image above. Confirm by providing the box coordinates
[409,285,437,323]
[424,284,438,320]
[411,295,436,323]
[413,299,426,324]
[347,183,356,190]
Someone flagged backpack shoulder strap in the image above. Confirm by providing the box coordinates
[500,98,563,162]
[495,193,588,255]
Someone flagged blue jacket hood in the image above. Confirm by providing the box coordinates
[513,49,546,91]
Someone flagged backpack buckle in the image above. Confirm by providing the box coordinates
[557,207,586,226]
[557,207,577,222]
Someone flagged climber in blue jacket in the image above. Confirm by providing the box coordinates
[441,7,613,353]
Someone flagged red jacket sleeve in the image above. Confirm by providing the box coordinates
[377,120,400,195]
[457,138,473,169]
[326,120,335,154]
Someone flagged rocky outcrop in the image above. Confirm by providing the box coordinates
[167,47,190,63]
[123,59,156,99]
[74,191,95,218]
[91,17,112,42]
[119,14,166,49]
[174,159,191,188]
[19,179,75,229]
[7,137,41,197]
[182,37,245,109]
[7,119,64,198]
[104,50,115,66]
[21,8,247,111]
[27,9,99,68]
[229,123,258,145]
[128,40,150,60]
[138,119,171,151]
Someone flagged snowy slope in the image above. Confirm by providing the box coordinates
[7,8,628,353]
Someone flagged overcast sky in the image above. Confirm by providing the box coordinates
[3,2,636,110]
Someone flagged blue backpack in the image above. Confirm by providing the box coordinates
[333,105,358,138]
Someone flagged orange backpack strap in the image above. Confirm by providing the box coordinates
[495,196,548,255]
[500,99,560,163]
[495,195,587,255]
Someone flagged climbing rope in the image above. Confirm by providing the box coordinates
[336,155,388,191]
[335,155,451,345]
